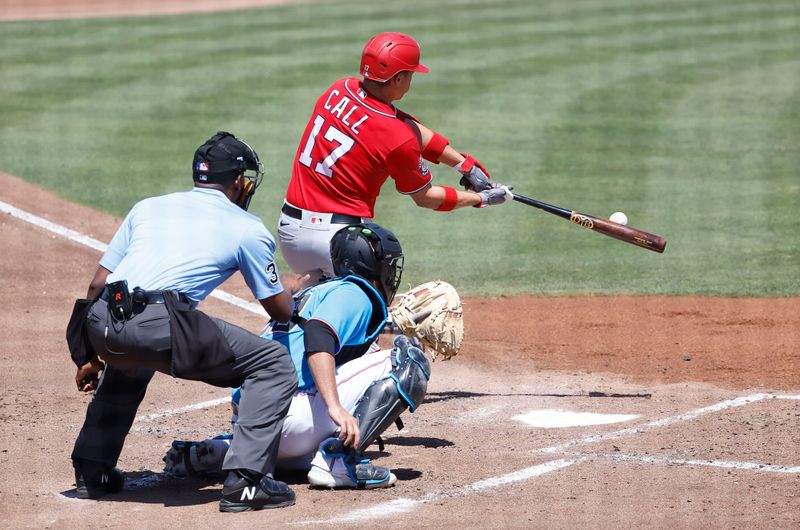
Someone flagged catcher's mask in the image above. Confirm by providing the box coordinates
[360,32,429,83]
[330,223,404,305]
[192,131,264,211]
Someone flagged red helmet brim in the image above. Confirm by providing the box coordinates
[412,62,429,74]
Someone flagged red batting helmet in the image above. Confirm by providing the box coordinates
[360,32,429,83]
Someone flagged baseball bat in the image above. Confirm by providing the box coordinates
[511,193,667,253]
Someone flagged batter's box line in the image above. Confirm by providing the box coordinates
[536,393,799,455]
[291,458,584,527]
[560,452,800,474]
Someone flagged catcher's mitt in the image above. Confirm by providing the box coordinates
[389,280,463,361]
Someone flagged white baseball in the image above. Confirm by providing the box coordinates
[609,211,628,225]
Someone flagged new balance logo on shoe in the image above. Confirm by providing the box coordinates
[73,461,124,499]
[240,486,257,501]
[219,471,295,512]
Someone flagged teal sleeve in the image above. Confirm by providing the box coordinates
[305,284,373,353]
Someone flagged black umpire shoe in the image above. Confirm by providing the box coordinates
[219,469,296,512]
[73,458,124,499]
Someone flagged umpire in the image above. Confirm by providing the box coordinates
[67,131,299,512]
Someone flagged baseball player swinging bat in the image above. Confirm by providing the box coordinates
[511,193,667,253]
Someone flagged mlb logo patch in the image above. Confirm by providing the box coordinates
[310,217,323,225]
[357,88,367,99]
[196,162,209,171]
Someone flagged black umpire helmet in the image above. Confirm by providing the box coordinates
[192,131,264,210]
[330,223,404,305]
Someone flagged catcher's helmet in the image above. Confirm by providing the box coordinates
[192,131,264,210]
[360,32,429,83]
[330,223,404,304]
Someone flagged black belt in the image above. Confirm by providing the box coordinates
[100,288,188,305]
[281,203,361,225]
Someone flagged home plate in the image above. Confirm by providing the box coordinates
[513,409,639,428]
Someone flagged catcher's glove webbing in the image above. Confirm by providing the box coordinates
[389,280,463,361]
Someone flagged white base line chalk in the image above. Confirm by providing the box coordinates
[604,453,800,474]
[537,393,782,454]
[0,200,264,315]
[133,396,231,426]
[293,459,580,526]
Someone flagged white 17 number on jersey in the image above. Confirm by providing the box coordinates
[299,114,354,178]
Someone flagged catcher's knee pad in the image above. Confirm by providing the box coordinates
[354,335,431,453]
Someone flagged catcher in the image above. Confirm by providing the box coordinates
[165,223,463,488]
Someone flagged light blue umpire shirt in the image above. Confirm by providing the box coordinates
[101,187,283,306]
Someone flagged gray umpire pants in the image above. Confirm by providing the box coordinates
[72,298,297,476]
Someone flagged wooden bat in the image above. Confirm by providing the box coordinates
[511,193,667,253]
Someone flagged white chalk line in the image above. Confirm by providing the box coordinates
[537,393,788,454]
[1,199,109,252]
[601,453,800,474]
[0,200,265,315]
[293,459,581,526]
[293,393,800,526]
[132,396,231,428]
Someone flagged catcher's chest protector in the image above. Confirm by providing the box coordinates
[353,335,431,453]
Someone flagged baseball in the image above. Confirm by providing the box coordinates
[609,211,628,225]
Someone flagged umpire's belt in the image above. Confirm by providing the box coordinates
[281,203,361,225]
[100,288,190,305]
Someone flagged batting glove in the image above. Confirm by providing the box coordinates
[458,154,493,192]
[478,184,514,207]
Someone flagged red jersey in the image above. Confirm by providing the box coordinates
[286,77,432,218]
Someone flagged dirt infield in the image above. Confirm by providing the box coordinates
[1,1,799,527]
[1,169,798,528]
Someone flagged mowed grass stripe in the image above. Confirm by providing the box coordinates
[0,0,798,295]
[644,60,800,294]
[400,4,798,294]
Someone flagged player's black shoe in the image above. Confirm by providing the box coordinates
[73,458,124,499]
[219,469,296,512]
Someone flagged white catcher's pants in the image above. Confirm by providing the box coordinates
[276,345,392,469]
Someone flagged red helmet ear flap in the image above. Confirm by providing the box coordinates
[360,32,429,83]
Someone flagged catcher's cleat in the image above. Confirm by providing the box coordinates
[73,458,124,499]
[219,470,295,512]
[307,438,397,490]
[163,436,230,477]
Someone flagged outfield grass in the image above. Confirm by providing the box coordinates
[1,0,798,296]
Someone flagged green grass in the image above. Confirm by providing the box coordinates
[1,0,798,295]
